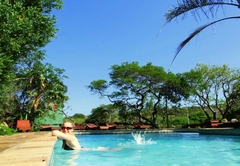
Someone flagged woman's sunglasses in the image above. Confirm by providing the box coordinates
[61,127,73,130]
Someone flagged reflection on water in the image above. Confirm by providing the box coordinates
[66,150,79,166]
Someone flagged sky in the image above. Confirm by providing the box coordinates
[44,0,240,116]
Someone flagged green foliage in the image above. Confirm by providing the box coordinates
[88,62,190,128]
[72,118,85,124]
[69,113,86,124]
[5,60,68,125]
[183,64,240,120]
[171,117,188,128]
[86,105,109,125]
[87,62,240,128]
[72,113,85,119]
[0,124,16,135]
[0,0,68,127]
[189,111,208,123]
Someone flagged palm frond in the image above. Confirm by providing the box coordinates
[169,16,240,69]
[165,0,239,23]
[158,0,239,36]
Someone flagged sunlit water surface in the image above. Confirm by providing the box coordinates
[50,132,240,166]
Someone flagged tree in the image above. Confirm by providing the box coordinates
[225,79,240,119]
[86,104,119,124]
[155,73,190,128]
[183,63,240,120]
[0,0,62,86]
[86,105,110,125]
[70,113,86,124]
[1,58,68,125]
[88,62,189,128]
[0,0,67,127]
[164,0,240,65]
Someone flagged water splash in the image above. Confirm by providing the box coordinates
[131,131,156,145]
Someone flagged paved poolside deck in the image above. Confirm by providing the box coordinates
[0,132,56,166]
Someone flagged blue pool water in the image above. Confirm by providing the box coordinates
[50,132,240,166]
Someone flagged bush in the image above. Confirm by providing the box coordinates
[0,124,16,135]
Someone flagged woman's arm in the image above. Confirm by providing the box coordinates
[52,130,76,141]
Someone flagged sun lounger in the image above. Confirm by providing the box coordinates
[50,124,61,130]
[40,124,52,131]
[199,120,219,128]
[106,122,126,129]
[115,125,126,129]
[86,123,99,130]
[16,120,32,132]
[74,124,85,130]
[106,122,117,129]
[100,126,109,130]
[133,122,151,129]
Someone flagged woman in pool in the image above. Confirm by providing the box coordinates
[52,122,114,151]
[52,122,83,150]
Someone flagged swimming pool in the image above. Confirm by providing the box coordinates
[50,132,240,166]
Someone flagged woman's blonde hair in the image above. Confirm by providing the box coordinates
[62,121,75,127]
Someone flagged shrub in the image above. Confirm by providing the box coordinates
[0,125,16,135]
